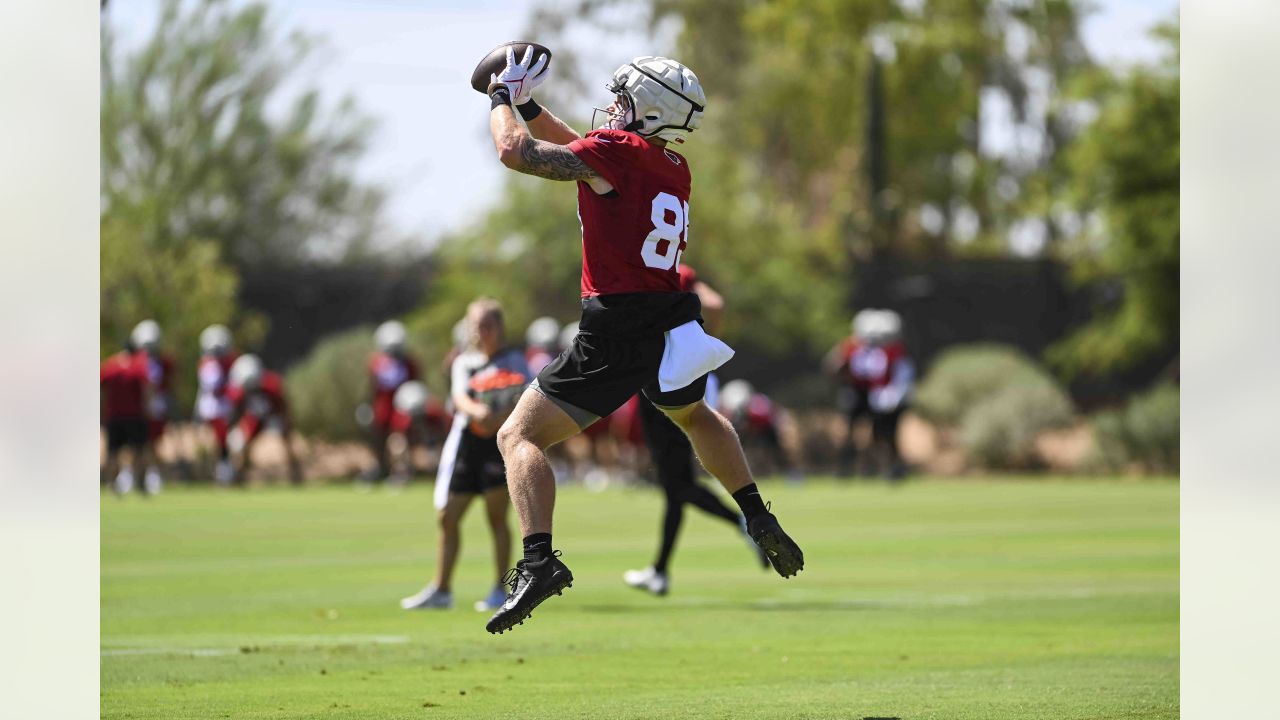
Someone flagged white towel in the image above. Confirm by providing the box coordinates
[658,320,735,392]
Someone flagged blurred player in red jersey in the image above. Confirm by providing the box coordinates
[101,338,150,495]
[225,354,303,486]
[482,52,802,632]
[381,380,432,487]
[824,309,915,480]
[194,324,239,485]
[131,320,175,494]
[401,299,530,613]
[717,379,804,484]
[364,320,421,484]
[625,264,768,597]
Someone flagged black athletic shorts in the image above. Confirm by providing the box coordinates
[105,418,148,453]
[447,431,507,496]
[534,292,707,428]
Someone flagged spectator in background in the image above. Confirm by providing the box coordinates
[132,320,174,495]
[625,264,767,597]
[365,320,420,484]
[194,324,239,486]
[825,309,914,480]
[401,298,530,613]
[101,338,150,496]
[524,316,561,377]
[225,354,303,486]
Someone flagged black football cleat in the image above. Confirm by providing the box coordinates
[747,508,805,578]
[485,551,573,634]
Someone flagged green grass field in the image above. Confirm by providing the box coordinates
[102,478,1178,719]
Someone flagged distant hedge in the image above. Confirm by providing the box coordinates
[914,344,1074,469]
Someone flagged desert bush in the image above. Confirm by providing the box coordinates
[1091,383,1179,472]
[286,325,440,442]
[915,344,1075,469]
[285,326,376,442]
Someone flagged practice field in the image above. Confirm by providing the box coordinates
[102,479,1178,719]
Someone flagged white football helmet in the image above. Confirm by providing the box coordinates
[229,354,264,390]
[393,381,429,416]
[852,310,876,341]
[558,322,579,352]
[595,56,705,144]
[719,379,754,417]
[200,324,233,356]
[877,310,903,344]
[526,316,560,350]
[131,319,161,351]
[375,320,407,354]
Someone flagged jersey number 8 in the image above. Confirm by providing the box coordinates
[640,191,689,270]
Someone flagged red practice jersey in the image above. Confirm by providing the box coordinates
[100,350,148,421]
[196,353,239,422]
[368,351,419,429]
[568,129,692,297]
[837,339,909,390]
[227,371,288,442]
[227,371,288,419]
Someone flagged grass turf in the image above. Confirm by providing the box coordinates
[102,478,1178,719]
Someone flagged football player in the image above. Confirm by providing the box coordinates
[225,354,303,486]
[132,320,175,495]
[401,298,531,614]
[194,324,239,485]
[824,309,914,480]
[100,338,149,495]
[366,320,421,483]
[625,264,768,597]
[717,379,805,484]
[481,50,804,633]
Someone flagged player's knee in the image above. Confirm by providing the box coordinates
[437,509,460,531]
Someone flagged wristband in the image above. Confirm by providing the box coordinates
[516,98,543,122]
[489,86,512,110]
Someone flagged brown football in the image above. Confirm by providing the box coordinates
[469,41,552,94]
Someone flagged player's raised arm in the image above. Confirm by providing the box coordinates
[522,105,581,144]
[486,48,598,181]
[489,103,598,181]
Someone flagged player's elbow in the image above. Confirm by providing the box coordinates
[496,139,526,170]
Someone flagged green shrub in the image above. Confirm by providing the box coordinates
[1091,383,1179,472]
[285,326,376,442]
[915,344,1075,469]
[913,344,1052,426]
[960,378,1076,468]
[286,325,443,442]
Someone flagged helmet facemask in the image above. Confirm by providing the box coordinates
[591,92,637,132]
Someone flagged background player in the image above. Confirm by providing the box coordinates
[825,309,915,480]
[101,338,149,495]
[225,354,303,486]
[401,298,530,613]
[481,50,804,633]
[365,320,420,484]
[625,264,767,596]
[132,320,175,494]
[194,324,239,485]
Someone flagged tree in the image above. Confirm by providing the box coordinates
[100,215,264,412]
[1048,22,1179,377]
[101,0,392,268]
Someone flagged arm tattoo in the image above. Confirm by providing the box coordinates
[517,138,599,181]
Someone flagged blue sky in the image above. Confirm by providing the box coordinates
[104,0,1179,246]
